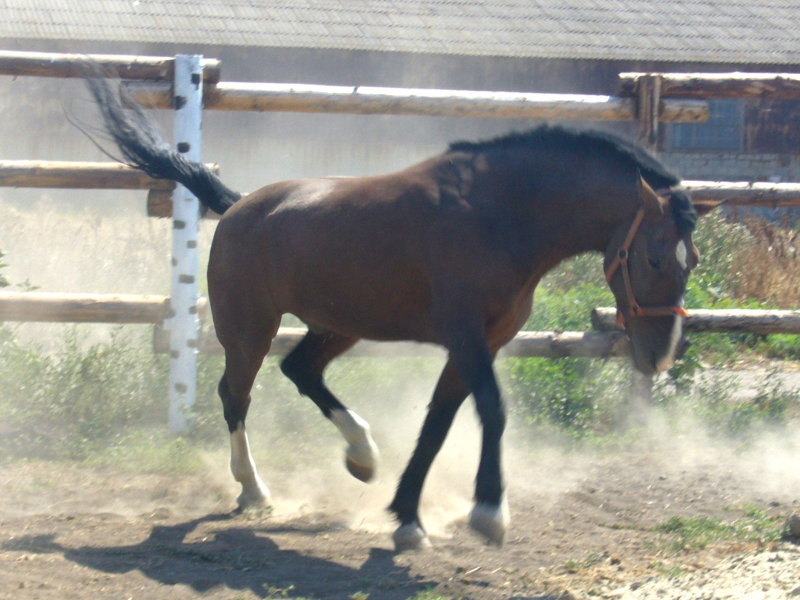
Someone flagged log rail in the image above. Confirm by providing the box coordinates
[619,72,800,100]
[1,293,797,359]
[124,80,709,122]
[0,291,628,359]
[0,49,221,83]
[592,307,800,335]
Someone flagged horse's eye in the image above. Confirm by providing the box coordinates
[648,257,661,270]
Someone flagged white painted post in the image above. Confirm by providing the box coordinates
[168,55,204,433]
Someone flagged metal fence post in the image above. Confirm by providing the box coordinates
[168,55,204,432]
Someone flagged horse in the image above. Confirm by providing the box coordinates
[85,75,718,551]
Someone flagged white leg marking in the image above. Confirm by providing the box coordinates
[469,496,510,545]
[656,311,684,373]
[393,522,432,552]
[675,240,688,269]
[330,408,379,482]
[230,423,271,509]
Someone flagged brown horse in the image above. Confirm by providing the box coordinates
[86,77,717,551]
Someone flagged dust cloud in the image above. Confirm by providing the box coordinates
[2,197,798,529]
[204,362,800,539]
[1,168,797,541]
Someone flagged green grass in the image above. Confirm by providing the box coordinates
[757,334,800,361]
[403,591,449,600]
[1,315,796,467]
[562,552,606,573]
[0,212,798,467]
[655,505,784,552]
[650,561,687,578]
[83,432,206,474]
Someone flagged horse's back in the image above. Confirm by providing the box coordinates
[208,161,454,341]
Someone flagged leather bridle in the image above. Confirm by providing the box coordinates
[605,207,691,328]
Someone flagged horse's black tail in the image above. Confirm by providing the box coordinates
[83,72,241,215]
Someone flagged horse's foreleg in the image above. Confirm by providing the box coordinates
[451,338,508,546]
[280,331,379,482]
[389,360,470,551]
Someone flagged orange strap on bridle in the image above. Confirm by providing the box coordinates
[605,208,691,328]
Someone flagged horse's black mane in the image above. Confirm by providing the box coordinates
[449,124,696,234]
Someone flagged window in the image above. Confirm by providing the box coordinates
[669,99,744,152]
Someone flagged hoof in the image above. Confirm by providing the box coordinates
[469,501,509,546]
[345,440,379,483]
[346,455,375,482]
[236,480,272,511]
[331,409,379,483]
[393,523,432,552]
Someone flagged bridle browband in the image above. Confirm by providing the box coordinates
[605,205,691,328]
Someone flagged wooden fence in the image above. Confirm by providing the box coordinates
[3,293,798,358]
[0,49,798,427]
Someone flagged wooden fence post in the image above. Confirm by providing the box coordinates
[636,75,663,152]
[167,55,204,433]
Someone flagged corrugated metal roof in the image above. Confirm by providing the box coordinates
[1,0,799,64]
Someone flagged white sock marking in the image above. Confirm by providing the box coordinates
[469,496,510,545]
[393,522,432,551]
[330,408,379,477]
[230,423,270,506]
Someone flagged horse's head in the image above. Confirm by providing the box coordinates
[604,177,715,375]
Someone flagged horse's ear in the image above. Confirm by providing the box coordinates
[692,198,724,217]
[638,175,666,217]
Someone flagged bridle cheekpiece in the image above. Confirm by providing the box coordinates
[605,206,691,328]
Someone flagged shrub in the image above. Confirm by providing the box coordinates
[0,209,798,464]
[0,327,168,461]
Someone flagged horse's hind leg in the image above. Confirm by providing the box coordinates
[280,330,379,482]
[218,324,277,510]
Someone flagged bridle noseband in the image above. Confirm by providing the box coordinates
[605,207,690,328]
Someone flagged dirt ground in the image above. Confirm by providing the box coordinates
[2,424,799,600]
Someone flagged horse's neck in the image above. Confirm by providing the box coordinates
[475,151,634,270]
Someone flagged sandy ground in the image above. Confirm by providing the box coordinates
[2,421,799,600]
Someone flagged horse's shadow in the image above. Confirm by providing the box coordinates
[4,512,432,599]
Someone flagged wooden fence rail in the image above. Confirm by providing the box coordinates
[682,181,800,207]
[124,80,709,122]
[3,293,798,359]
[619,72,800,100]
[2,163,797,209]
[0,50,221,83]
[0,291,628,359]
[144,179,800,218]
[182,328,631,359]
[0,292,173,324]
[0,160,221,190]
[592,307,800,335]
[0,160,174,190]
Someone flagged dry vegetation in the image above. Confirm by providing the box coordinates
[1,196,799,600]
[733,215,800,307]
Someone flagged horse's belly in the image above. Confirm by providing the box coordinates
[288,278,435,344]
